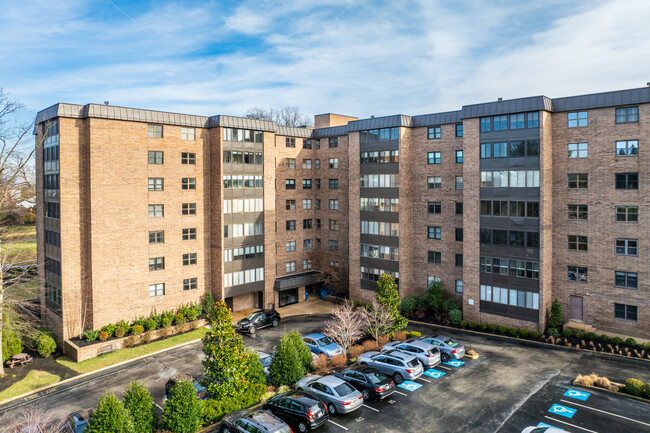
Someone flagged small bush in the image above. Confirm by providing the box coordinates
[575,330,585,339]
[400,295,427,316]
[378,335,390,346]
[143,332,153,344]
[203,292,215,313]
[488,324,498,333]
[312,353,328,374]
[624,338,637,347]
[114,326,126,338]
[508,328,519,338]
[442,299,460,312]
[585,332,596,340]
[350,345,363,360]
[498,325,507,335]
[277,385,290,393]
[162,317,172,328]
[159,327,171,338]
[563,328,573,338]
[594,377,610,389]
[469,322,478,330]
[35,334,57,358]
[362,340,379,352]
[600,334,610,343]
[530,331,540,339]
[259,391,276,403]
[116,320,131,335]
[175,313,186,326]
[449,309,463,326]
[124,336,139,348]
[331,354,347,368]
[145,318,157,332]
[519,329,530,339]
[574,373,598,387]
[405,331,421,338]
[466,349,477,356]
[460,320,468,328]
[395,331,407,341]
[547,328,560,338]
[191,320,200,330]
[643,383,650,398]
[186,309,198,322]
[131,325,144,336]
[625,378,644,396]
[84,329,100,342]
[611,336,622,345]
[99,331,109,342]
[479,323,488,332]
[101,324,117,338]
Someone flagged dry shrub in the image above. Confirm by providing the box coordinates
[466,349,477,356]
[566,343,572,349]
[580,340,586,348]
[588,341,594,348]
[395,331,407,342]
[191,320,200,330]
[312,354,329,374]
[574,373,598,387]
[159,327,170,338]
[143,331,153,344]
[362,340,379,353]
[180,323,191,333]
[377,335,390,346]
[608,384,619,392]
[594,377,610,388]
[266,385,276,393]
[331,354,347,368]
[350,345,364,359]
[124,336,139,348]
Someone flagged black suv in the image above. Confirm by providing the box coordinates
[263,391,328,432]
[235,310,281,334]
[220,409,292,433]
[333,366,395,400]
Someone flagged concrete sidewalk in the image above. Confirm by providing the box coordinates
[231,298,335,323]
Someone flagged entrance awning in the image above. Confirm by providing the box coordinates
[274,270,322,291]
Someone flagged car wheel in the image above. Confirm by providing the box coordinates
[441,353,450,363]
[272,319,279,327]
[297,421,308,432]
[328,403,337,415]
[249,326,256,335]
[394,373,404,384]
[362,389,370,400]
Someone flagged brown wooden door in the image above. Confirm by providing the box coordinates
[570,296,583,321]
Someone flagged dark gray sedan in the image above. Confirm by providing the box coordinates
[296,375,364,415]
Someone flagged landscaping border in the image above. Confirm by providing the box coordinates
[572,382,650,405]
[408,320,650,364]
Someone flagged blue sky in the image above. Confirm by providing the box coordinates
[1,0,649,123]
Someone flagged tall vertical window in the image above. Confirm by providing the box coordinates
[456,150,463,163]
[455,280,463,293]
[568,111,588,127]
[455,176,463,190]
[455,202,463,215]
[427,152,441,164]
[455,124,463,137]
[148,124,163,137]
[615,106,638,123]
[148,151,163,164]
[527,112,539,128]
[480,143,491,159]
[480,117,491,132]
[427,126,441,139]
[455,254,463,267]
[181,127,195,140]
[493,115,508,131]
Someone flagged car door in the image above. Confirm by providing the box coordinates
[344,372,363,391]
[406,345,424,364]
[371,355,391,375]
[289,400,305,426]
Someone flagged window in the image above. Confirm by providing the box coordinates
[510,141,525,157]
[428,201,441,214]
[286,137,296,148]
[303,139,312,149]
[568,235,588,251]
[148,151,163,164]
[493,142,507,158]
[302,199,311,209]
[427,126,441,139]
[527,139,540,156]
[568,173,588,189]
[427,176,441,190]
[148,124,163,137]
[286,199,296,210]
[527,202,539,217]
[615,173,638,189]
[315,219,321,229]
[493,115,508,131]
[568,266,588,282]
[568,204,588,220]
[329,220,339,231]
[527,112,539,128]
[183,253,197,266]
[568,142,588,158]
[509,201,526,217]
[286,261,296,273]
[615,140,638,156]
[181,152,196,165]
[149,283,164,297]
[148,204,164,217]
[480,143,491,159]
[616,106,638,123]
[455,254,463,267]
[568,111,588,127]
[615,304,637,321]
[329,137,338,148]
[286,241,296,252]
[182,203,196,215]
[303,219,312,229]
[303,259,312,270]
[181,127,195,140]
[149,257,164,271]
[148,178,164,191]
[183,278,197,291]
[315,179,321,189]
[428,226,441,239]
[315,199,321,209]
[615,239,637,255]
[286,179,296,189]
[510,113,525,129]
[455,280,463,293]
[480,117,491,132]
[428,251,441,264]
[455,202,463,215]
[526,262,539,279]
[328,158,338,168]
[615,271,637,289]
[329,179,339,189]
[455,176,463,190]
[455,124,463,137]
[286,158,296,168]
[149,231,164,244]
[315,159,320,169]
[329,240,339,251]
[315,139,320,149]
[182,178,196,190]
[303,159,312,169]
[456,150,463,163]
[303,239,313,250]
[329,199,339,210]
[302,179,312,189]
[455,228,463,242]
[616,206,638,222]
[182,228,196,240]
[286,220,296,231]
[427,152,441,164]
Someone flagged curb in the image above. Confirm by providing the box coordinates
[572,382,650,404]
[407,320,650,364]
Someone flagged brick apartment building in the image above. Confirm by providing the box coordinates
[35,86,649,343]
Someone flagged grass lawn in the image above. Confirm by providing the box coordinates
[1,237,37,263]
[0,370,60,402]
[8,277,38,301]
[57,327,209,374]
[0,224,35,240]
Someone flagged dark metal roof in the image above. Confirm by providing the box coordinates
[347,114,412,131]
[312,125,349,138]
[412,110,462,127]
[461,96,552,119]
[274,270,322,291]
[209,115,275,132]
[551,87,650,112]
[276,125,312,138]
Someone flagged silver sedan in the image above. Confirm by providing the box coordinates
[296,375,364,415]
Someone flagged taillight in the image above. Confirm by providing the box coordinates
[342,401,351,406]
[307,408,313,420]
[405,369,414,374]
[374,387,383,392]
[391,381,395,386]
[452,349,458,354]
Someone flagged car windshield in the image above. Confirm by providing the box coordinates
[260,356,273,367]
[444,338,459,347]
[407,359,419,368]
[316,336,334,347]
[333,382,355,396]
[366,371,387,384]
[246,312,262,321]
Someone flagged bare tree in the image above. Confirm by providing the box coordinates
[364,300,393,343]
[0,406,66,433]
[322,301,367,357]
[245,106,313,127]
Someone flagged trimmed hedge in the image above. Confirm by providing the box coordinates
[625,378,644,396]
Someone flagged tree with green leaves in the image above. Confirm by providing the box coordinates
[376,273,407,333]
[244,349,267,385]
[162,380,203,433]
[425,280,445,312]
[123,381,157,433]
[548,298,564,329]
[202,300,250,400]
[85,391,135,433]
[269,333,304,386]
[288,330,313,372]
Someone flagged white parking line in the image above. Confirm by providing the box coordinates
[544,416,599,433]
[394,390,407,396]
[154,403,163,410]
[362,403,379,412]
[417,377,431,383]
[559,399,650,427]
[437,365,451,370]
[327,419,349,430]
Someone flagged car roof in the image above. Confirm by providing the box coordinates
[246,410,286,429]
[303,333,327,339]
[399,339,435,349]
[317,375,346,386]
[382,349,414,360]
[70,409,93,421]
[273,390,318,405]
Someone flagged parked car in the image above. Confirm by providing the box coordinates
[258,351,274,376]
[236,310,281,334]
[418,335,465,362]
[357,349,423,384]
[302,333,343,358]
[263,390,329,432]
[220,409,293,433]
[332,366,395,400]
[522,427,568,433]
[383,339,441,368]
[296,375,363,415]
[164,373,208,400]
[66,409,93,433]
